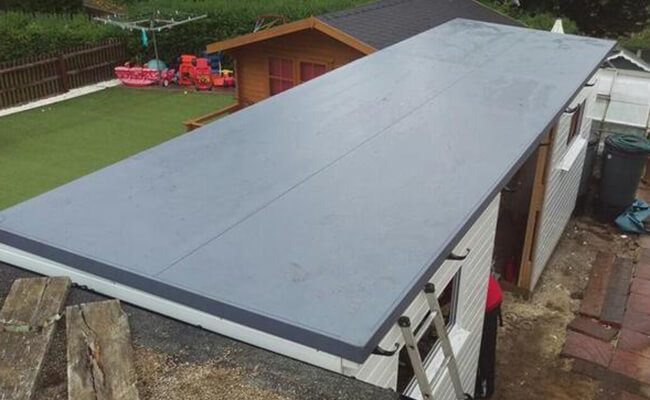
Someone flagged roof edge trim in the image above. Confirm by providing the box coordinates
[205,16,376,55]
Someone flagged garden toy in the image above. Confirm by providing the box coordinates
[114,63,175,87]
[212,69,236,88]
[178,55,197,86]
[194,58,212,90]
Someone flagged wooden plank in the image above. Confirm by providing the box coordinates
[0,277,71,400]
[601,257,634,327]
[66,300,139,400]
[580,252,615,318]
[517,127,554,290]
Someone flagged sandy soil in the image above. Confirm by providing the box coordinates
[494,216,640,400]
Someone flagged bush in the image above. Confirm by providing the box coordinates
[0,0,83,13]
[0,12,128,62]
[0,1,371,64]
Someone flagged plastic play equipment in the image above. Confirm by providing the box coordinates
[178,55,197,86]
[212,69,235,88]
[114,63,175,87]
[195,58,212,90]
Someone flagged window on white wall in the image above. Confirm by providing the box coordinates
[567,100,586,145]
[396,270,461,393]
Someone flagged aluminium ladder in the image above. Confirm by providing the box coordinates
[398,282,472,400]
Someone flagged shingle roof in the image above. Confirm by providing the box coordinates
[317,0,523,49]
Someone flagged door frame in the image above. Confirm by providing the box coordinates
[517,126,555,291]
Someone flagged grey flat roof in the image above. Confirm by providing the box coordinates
[318,0,523,49]
[0,20,613,363]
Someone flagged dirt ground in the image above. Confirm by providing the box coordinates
[494,216,640,400]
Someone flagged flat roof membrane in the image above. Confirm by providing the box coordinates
[0,20,614,363]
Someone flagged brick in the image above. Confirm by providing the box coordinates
[631,278,650,297]
[573,358,643,393]
[628,294,650,315]
[640,250,650,266]
[580,252,615,318]
[624,309,650,335]
[610,350,650,385]
[602,257,634,327]
[636,263,650,281]
[568,316,618,342]
[561,330,614,367]
[619,329,650,360]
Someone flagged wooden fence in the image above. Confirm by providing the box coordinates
[0,40,128,109]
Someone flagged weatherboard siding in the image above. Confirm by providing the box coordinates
[231,29,364,105]
[529,84,596,290]
[352,194,499,397]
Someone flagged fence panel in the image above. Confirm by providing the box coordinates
[0,40,127,110]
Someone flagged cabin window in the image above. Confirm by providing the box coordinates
[567,100,586,145]
[300,61,327,83]
[396,271,461,393]
[269,57,294,95]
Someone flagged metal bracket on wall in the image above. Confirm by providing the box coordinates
[447,248,470,261]
[564,105,579,114]
[372,343,399,357]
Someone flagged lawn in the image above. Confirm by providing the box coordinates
[0,87,234,210]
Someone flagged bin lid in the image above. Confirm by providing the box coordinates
[606,134,650,154]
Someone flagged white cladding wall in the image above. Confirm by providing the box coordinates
[530,84,596,289]
[349,194,500,399]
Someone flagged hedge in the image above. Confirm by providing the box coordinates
[0,1,372,64]
[0,12,128,62]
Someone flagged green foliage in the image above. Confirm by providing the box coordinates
[0,0,83,13]
[0,0,371,64]
[0,12,128,62]
[478,0,580,34]
[620,25,650,50]
[558,0,649,37]
[122,0,372,63]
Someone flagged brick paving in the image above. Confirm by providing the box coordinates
[561,242,650,398]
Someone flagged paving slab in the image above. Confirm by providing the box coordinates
[568,316,618,342]
[632,278,650,298]
[628,294,650,315]
[561,330,614,367]
[601,257,634,327]
[610,350,650,386]
[619,329,650,360]
[636,264,650,281]
[581,252,615,318]
[624,310,650,336]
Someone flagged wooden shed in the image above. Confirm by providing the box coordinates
[0,20,613,399]
[186,0,522,130]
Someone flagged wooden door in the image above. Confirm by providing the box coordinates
[518,127,555,291]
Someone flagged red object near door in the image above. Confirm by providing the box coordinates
[486,276,503,312]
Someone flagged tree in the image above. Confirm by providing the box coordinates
[519,0,649,37]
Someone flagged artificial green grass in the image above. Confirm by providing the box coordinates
[0,87,234,210]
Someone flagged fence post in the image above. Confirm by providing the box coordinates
[56,54,69,93]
